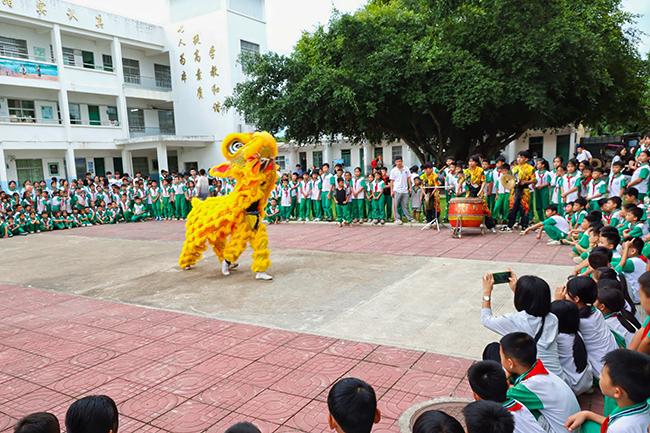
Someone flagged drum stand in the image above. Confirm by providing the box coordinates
[421,217,440,232]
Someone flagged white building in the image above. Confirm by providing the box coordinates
[0,0,266,189]
[276,126,587,174]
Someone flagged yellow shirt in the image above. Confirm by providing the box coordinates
[464,166,485,186]
[513,163,535,183]
[419,172,440,186]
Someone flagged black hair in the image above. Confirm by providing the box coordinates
[496,156,506,163]
[463,400,514,433]
[513,275,551,317]
[554,155,564,163]
[586,211,602,223]
[628,206,644,221]
[469,155,481,164]
[640,150,650,158]
[582,165,593,172]
[517,150,531,159]
[546,204,558,213]
[593,167,604,174]
[566,276,598,318]
[603,349,650,403]
[624,187,639,198]
[599,229,620,249]
[574,197,588,208]
[65,395,119,433]
[597,288,638,334]
[423,162,433,170]
[467,361,508,402]
[327,378,377,433]
[612,160,625,168]
[588,247,612,270]
[550,301,588,372]
[500,332,536,368]
[322,163,330,169]
[224,422,262,433]
[556,164,566,172]
[413,410,464,433]
[14,413,60,433]
[607,196,622,209]
[597,198,608,209]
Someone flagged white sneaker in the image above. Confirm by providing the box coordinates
[221,261,230,276]
[229,262,239,271]
[255,272,273,281]
[395,219,403,225]
[547,240,561,246]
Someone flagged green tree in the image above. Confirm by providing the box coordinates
[227,0,648,162]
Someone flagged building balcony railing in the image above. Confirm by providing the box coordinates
[129,126,176,137]
[0,50,56,63]
[123,74,172,91]
[63,60,114,73]
[0,115,61,125]
[70,119,121,127]
[0,54,59,81]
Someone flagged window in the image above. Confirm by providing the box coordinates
[8,99,35,122]
[374,147,383,158]
[391,145,403,163]
[240,40,260,57]
[312,151,323,167]
[556,134,570,164]
[81,50,94,69]
[341,149,351,167]
[113,157,123,174]
[158,110,175,134]
[276,155,286,171]
[62,47,75,66]
[133,157,150,175]
[529,136,544,158]
[87,105,100,125]
[75,158,87,178]
[15,159,44,185]
[122,58,141,84]
[68,103,81,124]
[102,54,113,72]
[106,106,119,125]
[154,64,172,89]
[128,108,145,132]
[0,36,28,59]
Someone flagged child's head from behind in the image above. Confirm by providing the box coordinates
[413,410,463,433]
[463,400,514,433]
[224,422,261,433]
[466,360,507,403]
[499,332,537,374]
[513,275,551,318]
[595,287,625,315]
[566,275,598,307]
[65,395,118,433]
[600,349,650,404]
[588,247,612,270]
[327,377,380,433]
[14,412,59,433]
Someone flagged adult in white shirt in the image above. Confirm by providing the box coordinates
[481,272,563,379]
[576,145,592,163]
[196,169,210,199]
[389,156,413,224]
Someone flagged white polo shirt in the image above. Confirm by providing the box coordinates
[389,166,410,193]
[576,149,592,162]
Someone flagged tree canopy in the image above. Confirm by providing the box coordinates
[226,0,649,162]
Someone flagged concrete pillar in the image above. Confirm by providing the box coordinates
[323,143,332,166]
[0,144,7,190]
[111,37,130,137]
[506,141,516,163]
[51,25,71,138]
[363,142,372,174]
[65,147,76,181]
[121,149,133,176]
[569,129,577,159]
[156,143,169,172]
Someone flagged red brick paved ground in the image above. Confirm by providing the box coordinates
[52,220,574,266]
[0,284,479,433]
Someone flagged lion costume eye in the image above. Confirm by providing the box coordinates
[228,141,244,155]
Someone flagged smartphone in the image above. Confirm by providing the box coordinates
[492,271,512,285]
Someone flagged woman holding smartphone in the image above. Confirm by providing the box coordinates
[480,270,563,380]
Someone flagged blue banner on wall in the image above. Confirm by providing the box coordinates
[0,57,58,81]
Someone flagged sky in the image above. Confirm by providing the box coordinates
[68,0,650,56]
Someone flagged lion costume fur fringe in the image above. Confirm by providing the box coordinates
[178,131,278,273]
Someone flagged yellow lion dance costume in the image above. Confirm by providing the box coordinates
[178,131,278,280]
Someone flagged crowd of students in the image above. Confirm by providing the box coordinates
[0,168,234,238]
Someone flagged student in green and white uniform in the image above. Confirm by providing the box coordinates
[351,167,366,223]
[51,211,66,230]
[279,179,292,221]
[608,161,627,199]
[309,171,322,221]
[298,173,311,221]
[172,177,188,219]
[148,181,162,221]
[570,198,588,230]
[533,159,551,222]
[265,198,280,224]
[289,173,299,220]
[0,217,8,238]
[186,181,197,214]
[587,167,608,211]
[371,172,385,224]
[320,164,335,221]
[365,173,374,220]
[628,150,650,201]
[523,204,569,243]
[160,179,173,220]
[131,197,149,222]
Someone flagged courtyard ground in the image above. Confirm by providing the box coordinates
[0,222,594,432]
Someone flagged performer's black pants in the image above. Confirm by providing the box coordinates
[425,208,437,223]
[508,189,529,229]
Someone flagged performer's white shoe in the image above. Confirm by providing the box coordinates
[229,263,239,271]
[221,261,230,276]
[255,272,273,281]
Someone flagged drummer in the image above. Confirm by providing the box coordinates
[420,163,441,225]
[506,150,537,232]
[463,155,497,231]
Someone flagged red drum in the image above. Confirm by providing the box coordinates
[448,197,485,228]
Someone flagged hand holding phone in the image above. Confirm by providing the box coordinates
[492,271,512,285]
